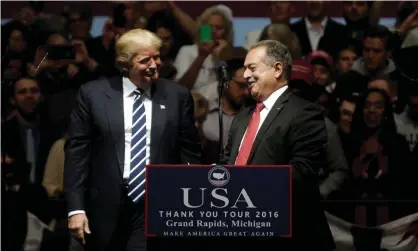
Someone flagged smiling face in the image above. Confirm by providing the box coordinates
[363,92,385,129]
[128,46,161,88]
[13,78,41,115]
[226,67,250,108]
[243,46,284,102]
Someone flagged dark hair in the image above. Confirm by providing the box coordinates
[340,94,359,105]
[66,3,92,21]
[408,83,418,97]
[112,3,127,28]
[337,43,357,59]
[28,1,45,13]
[397,2,416,24]
[146,11,193,60]
[11,77,39,96]
[350,88,397,145]
[363,24,394,51]
[251,40,292,80]
[146,11,176,33]
[225,58,245,78]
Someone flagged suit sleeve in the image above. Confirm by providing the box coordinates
[320,121,349,198]
[289,103,327,181]
[222,115,239,165]
[64,85,92,213]
[178,90,202,164]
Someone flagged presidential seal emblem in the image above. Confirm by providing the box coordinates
[208,165,230,187]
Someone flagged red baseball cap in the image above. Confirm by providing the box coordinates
[307,50,333,68]
[291,60,313,85]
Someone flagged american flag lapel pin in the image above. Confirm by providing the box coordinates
[160,105,166,109]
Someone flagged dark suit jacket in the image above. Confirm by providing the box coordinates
[291,17,348,59]
[1,116,60,185]
[64,77,201,248]
[223,88,335,250]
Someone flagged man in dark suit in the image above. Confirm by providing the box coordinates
[2,78,60,186]
[223,40,335,250]
[64,29,201,251]
[291,1,348,58]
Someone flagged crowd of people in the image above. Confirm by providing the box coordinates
[2,1,418,251]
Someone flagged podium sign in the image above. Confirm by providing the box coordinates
[145,165,292,238]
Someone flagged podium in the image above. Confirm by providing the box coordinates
[145,164,292,238]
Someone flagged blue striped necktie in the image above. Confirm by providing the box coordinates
[128,89,147,202]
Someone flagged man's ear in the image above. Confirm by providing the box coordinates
[116,58,133,73]
[274,62,283,79]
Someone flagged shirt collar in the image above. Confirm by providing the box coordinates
[122,77,151,98]
[304,17,328,30]
[263,85,288,110]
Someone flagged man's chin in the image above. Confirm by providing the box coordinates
[142,73,159,83]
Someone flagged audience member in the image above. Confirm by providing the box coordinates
[291,1,348,58]
[174,4,234,100]
[245,1,294,49]
[340,88,412,226]
[395,85,418,150]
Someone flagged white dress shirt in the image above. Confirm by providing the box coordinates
[69,77,153,217]
[304,17,328,51]
[26,128,37,183]
[174,44,217,95]
[122,77,153,180]
[239,85,288,150]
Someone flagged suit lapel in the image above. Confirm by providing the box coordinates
[228,107,253,165]
[150,80,167,164]
[104,77,125,175]
[318,19,333,49]
[300,22,313,54]
[246,88,293,164]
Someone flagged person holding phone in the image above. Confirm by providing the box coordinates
[174,5,234,102]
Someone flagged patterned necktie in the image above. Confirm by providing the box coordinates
[128,89,147,202]
[235,102,264,165]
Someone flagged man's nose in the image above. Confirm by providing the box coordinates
[24,92,35,99]
[243,68,251,79]
[149,59,157,69]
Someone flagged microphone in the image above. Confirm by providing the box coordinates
[216,61,230,89]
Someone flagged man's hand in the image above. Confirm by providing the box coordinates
[67,64,80,79]
[398,10,418,38]
[404,220,418,239]
[197,41,218,59]
[213,39,229,59]
[72,40,90,64]
[68,213,91,245]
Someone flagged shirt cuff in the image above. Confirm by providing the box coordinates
[68,210,86,217]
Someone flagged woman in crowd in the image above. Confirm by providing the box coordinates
[174,5,234,102]
[340,88,413,226]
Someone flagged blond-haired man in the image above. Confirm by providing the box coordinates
[64,29,201,250]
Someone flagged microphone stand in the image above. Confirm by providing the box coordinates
[217,78,228,164]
